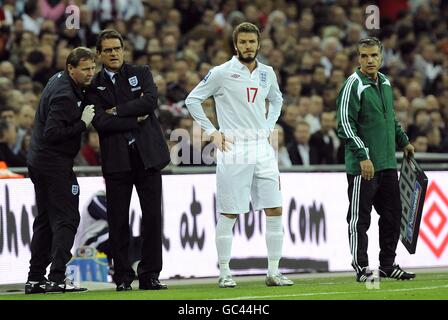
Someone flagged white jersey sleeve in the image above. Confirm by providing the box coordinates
[266,67,283,131]
[185,68,221,136]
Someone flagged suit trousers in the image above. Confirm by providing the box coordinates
[346,169,402,272]
[104,144,163,285]
[28,166,80,282]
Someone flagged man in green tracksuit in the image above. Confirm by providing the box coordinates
[336,37,416,282]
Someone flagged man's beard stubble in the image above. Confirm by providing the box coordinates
[237,48,259,63]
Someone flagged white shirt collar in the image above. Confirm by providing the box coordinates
[104,68,117,81]
[231,55,259,71]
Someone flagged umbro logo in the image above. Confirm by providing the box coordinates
[230,73,240,79]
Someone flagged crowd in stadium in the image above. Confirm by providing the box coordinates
[0,0,447,168]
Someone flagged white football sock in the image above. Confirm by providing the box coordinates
[215,214,237,278]
[266,215,284,276]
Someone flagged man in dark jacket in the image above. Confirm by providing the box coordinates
[86,30,170,291]
[309,111,339,164]
[336,37,416,283]
[26,47,96,294]
[286,121,319,165]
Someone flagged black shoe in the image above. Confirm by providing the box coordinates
[356,267,373,282]
[25,279,48,294]
[139,278,168,290]
[379,264,416,280]
[116,283,132,292]
[46,278,88,293]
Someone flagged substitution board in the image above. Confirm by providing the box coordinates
[399,156,428,254]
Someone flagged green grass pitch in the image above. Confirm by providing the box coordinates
[1,271,448,300]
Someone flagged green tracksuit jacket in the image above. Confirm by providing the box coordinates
[336,68,409,175]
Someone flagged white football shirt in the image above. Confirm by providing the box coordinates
[185,56,283,141]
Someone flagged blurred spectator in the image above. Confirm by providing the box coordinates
[14,49,48,85]
[426,126,444,153]
[0,0,445,168]
[287,121,319,166]
[311,65,327,92]
[0,105,27,155]
[87,0,144,33]
[17,104,34,132]
[430,109,447,142]
[22,0,43,35]
[411,134,429,153]
[304,95,323,134]
[80,128,101,166]
[23,91,39,108]
[0,77,13,92]
[329,68,345,91]
[54,47,71,72]
[271,124,292,168]
[6,90,27,113]
[278,105,300,146]
[309,111,339,164]
[16,75,34,93]
[0,118,27,167]
[381,26,399,68]
[320,36,342,77]
[127,15,146,51]
[297,10,315,38]
[297,96,311,119]
[0,61,15,81]
[166,59,190,103]
[283,75,302,106]
[407,108,431,141]
[395,96,411,132]
[332,52,350,77]
[38,0,66,22]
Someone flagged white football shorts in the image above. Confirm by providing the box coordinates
[216,140,282,214]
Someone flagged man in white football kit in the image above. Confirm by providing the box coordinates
[185,22,293,288]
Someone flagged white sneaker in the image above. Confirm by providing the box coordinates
[218,275,237,288]
[265,273,294,286]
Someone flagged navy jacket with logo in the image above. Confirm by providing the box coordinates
[28,71,88,168]
[86,63,170,174]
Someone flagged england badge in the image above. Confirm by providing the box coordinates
[128,76,138,87]
[72,185,79,196]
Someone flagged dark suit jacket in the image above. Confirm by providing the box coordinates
[286,141,319,165]
[87,63,170,174]
[310,130,336,164]
[277,119,295,146]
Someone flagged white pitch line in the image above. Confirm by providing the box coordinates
[212,284,448,300]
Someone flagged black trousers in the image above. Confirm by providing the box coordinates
[104,145,163,285]
[28,166,80,282]
[96,236,142,266]
[346,169,402,272]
